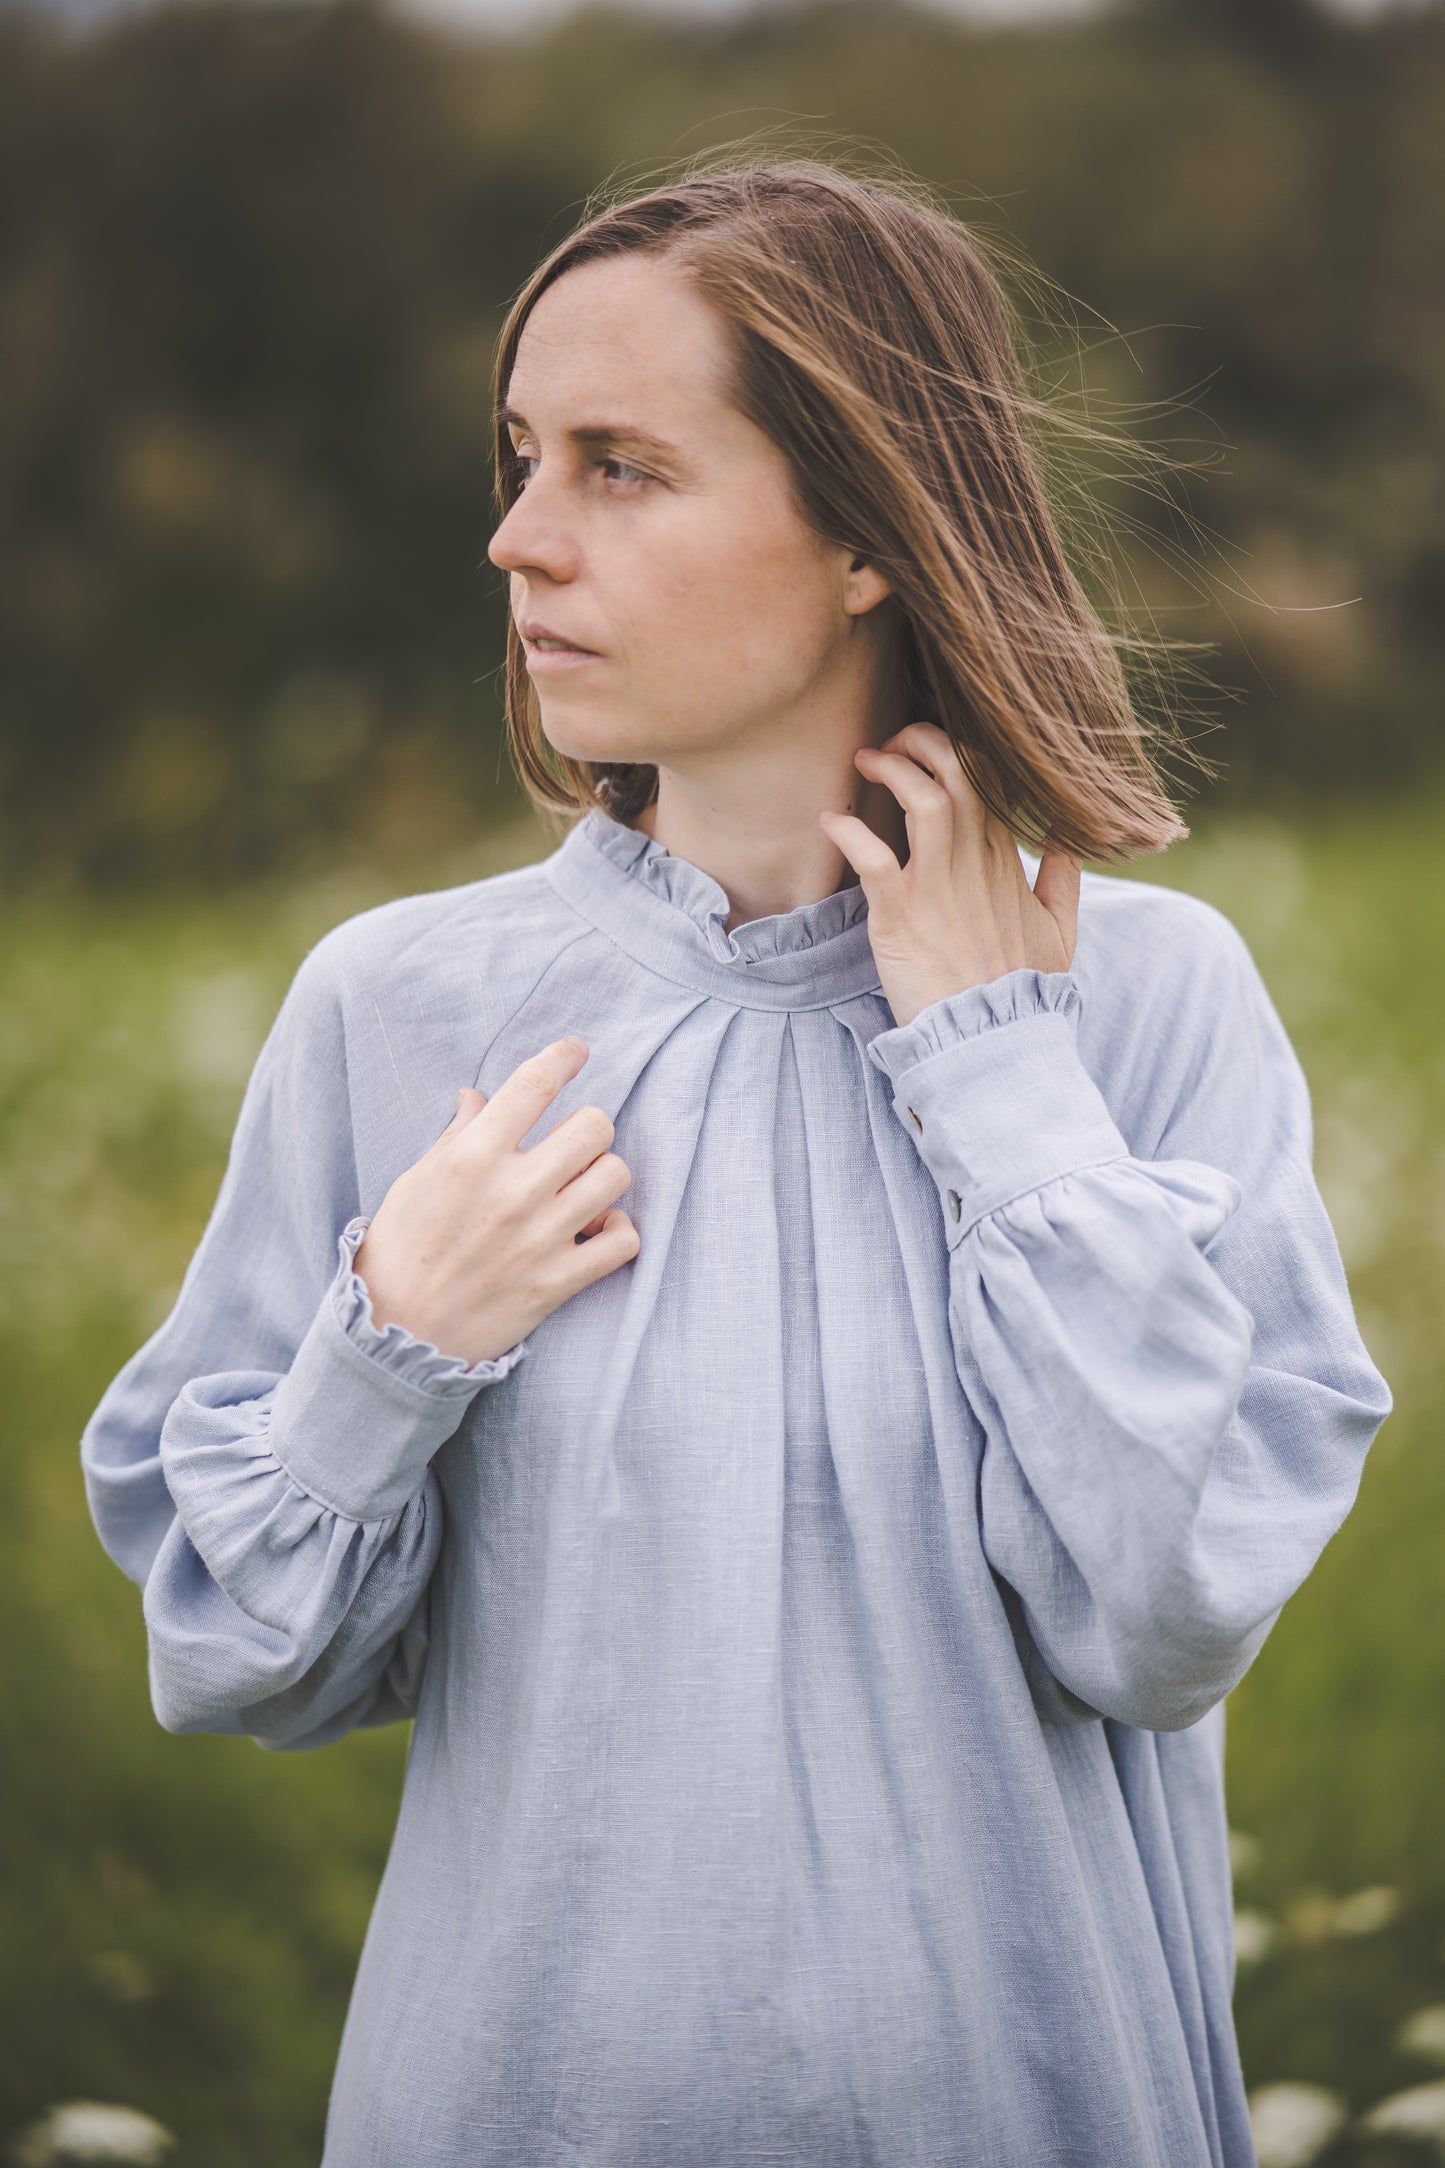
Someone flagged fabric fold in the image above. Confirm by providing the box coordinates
[149,1379,442,1740]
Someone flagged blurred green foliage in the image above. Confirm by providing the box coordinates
[1,803,1443,2161]
[2,0,1444,896]
[3,2,1444,2158]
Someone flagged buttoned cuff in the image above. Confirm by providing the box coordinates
[866,970,1129,1246]
[267,1216,527,1521]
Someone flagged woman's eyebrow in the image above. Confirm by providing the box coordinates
[497,404,685,463]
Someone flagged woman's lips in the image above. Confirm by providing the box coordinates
[525,640,601,672]
[522,633,602,672]
[517,615,602,663]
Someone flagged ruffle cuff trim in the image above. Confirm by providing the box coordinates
[266,1222,527,1521]
[865,978,1130,1247]
[865,969,1080,1082]
[332,1216,528,1394]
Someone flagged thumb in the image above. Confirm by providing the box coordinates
[1032,846,1081,957]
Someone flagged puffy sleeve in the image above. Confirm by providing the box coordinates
[866,926,1392,1734]
[79,933,527,1751]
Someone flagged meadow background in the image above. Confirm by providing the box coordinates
[2,0,1443,2161]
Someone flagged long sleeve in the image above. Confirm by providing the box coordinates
[80,934,527,1750]
[866,931,1392,1734]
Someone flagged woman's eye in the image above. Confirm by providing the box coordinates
[600,457,650,487]
[506,450,650,492]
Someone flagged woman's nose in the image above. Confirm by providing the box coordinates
[487,477,578,581]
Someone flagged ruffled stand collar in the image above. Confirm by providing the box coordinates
[543,806,884,1012]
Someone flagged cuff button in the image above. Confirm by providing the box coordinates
[906,1104,923,1134]
[946,1188,962,1223]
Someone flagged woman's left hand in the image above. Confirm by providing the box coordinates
[818,721,1082,1030]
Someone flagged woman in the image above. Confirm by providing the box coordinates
[81,161,1390,2166]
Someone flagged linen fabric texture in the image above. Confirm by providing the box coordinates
[81,807,1391,2167]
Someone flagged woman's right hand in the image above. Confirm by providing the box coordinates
[351,1037,638,1366]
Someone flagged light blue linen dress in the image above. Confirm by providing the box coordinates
[81,804,1391,2167]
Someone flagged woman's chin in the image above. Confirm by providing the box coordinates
[541,719,662,770]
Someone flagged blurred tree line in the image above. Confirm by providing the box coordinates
[1,0,1441,894]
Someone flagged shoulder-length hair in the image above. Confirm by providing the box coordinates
[492,156,1200,862]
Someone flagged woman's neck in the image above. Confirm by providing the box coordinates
[629,741,910,934]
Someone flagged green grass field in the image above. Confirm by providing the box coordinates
[3,801,1442,2166]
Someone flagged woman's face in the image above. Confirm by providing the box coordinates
[488,252,889,774]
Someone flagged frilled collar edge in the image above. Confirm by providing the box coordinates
[541,806,885,1012]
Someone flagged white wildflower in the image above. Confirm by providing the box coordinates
[1361,2079,1445,2147]
[1330,1885,1401,1936]
[1247,2081,1347,2168]
[12,2101,175,2166]
[1229,1829,1262,1878]
[1233,1908,1278,1965]
[1398,2005,1445,2066]
[1287,1883,1401,1944]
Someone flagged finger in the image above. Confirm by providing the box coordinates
[452,1085,488,1129]
[817,808,903,891]
[434,1085,487,1146]
[575,1210,609,1242]
[877,724,986,838]
[851,748,962,882]
[566,1208,641,1287]
[528,1100,616,1188]
[474,1037,589,1153]
[1032,846,1082,954]
[554,1149,632,1236]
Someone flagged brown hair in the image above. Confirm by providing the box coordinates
[492,154,1203,861]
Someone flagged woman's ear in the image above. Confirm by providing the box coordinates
[843,551,894,615]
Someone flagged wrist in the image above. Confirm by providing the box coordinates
[876,955,1019,1032]
[350,1229,488,1363]
[335,1217,529,1388]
